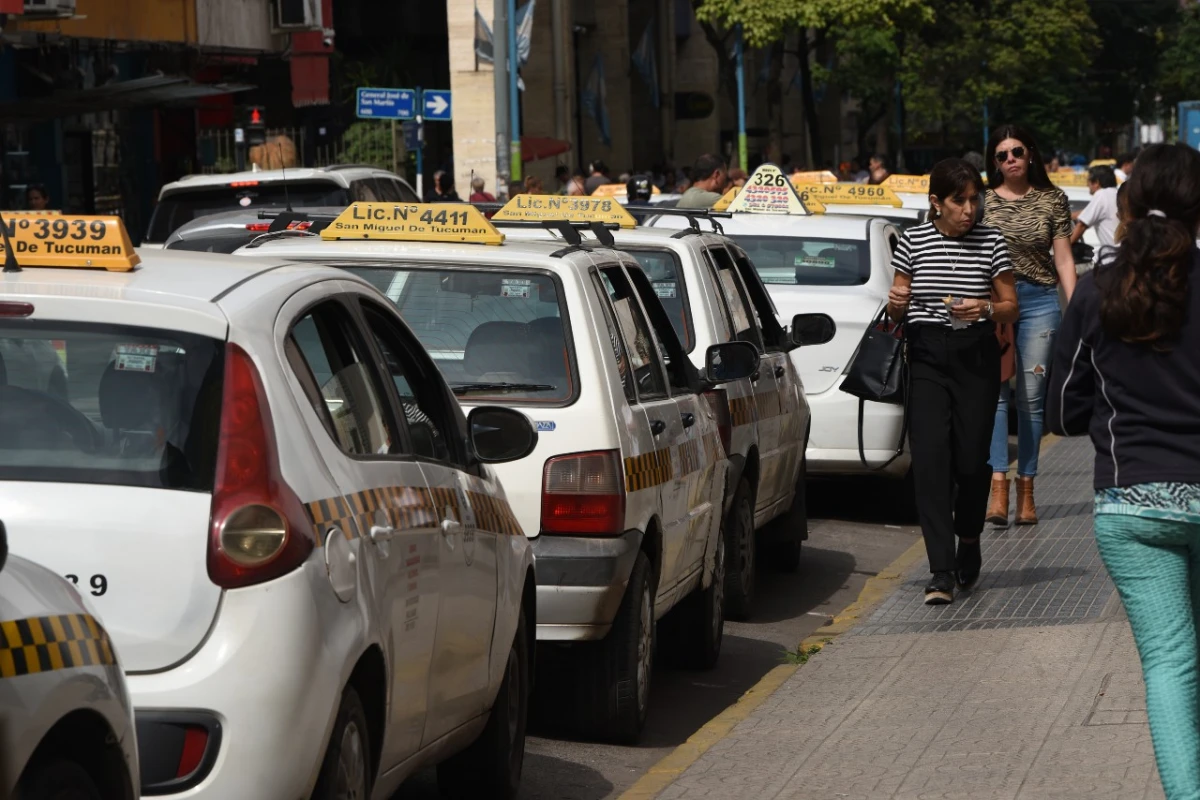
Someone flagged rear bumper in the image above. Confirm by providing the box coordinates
[531,530,642,642]
[805,379,909,478]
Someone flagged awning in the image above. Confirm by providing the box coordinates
[522,135,571,163]
[0,74,255,121]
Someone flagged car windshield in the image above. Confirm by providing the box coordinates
[621,248,694,352]
[728,235,871,286]
[146,181,350,242]
[348,266,576,404]
[0,322,223,490]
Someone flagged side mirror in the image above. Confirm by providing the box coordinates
[704,341,760,385]
[468,406,539,464]
[790,313,836,348]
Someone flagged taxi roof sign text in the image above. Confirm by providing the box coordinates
[882,174,930,194]
[0,214,139,272]
[727,164,819,215]
[320,203,504,245]
[492,195,638,229]
[795,183,903,208]
[1049,171,1091,188]
[590,183,662,197]
[788,170,839,185]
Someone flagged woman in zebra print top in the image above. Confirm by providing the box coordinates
[983,125,1077,529]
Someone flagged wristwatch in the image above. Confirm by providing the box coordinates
[983,301,994,319]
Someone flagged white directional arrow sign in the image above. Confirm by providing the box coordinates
[422,90,452,121]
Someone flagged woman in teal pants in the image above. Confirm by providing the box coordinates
[1048,143,1200,800]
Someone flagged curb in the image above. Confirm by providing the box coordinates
[617,535,927,800]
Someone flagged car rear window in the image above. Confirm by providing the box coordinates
[0,322,223,491]
[731,235,871,286]
[348,266,577,405]
[622,248,694,352]
[146,181,350,243]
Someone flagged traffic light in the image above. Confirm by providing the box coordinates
[245,105,266,147]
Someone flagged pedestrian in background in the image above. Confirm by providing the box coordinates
[523,175,545,195]
[584,160,609,195]
[468,176,496,204]
[676,154,727,208]
[727,168,748,188]
[886,158,1018,604]
[554,164,570,194]
[983,124,1077,528]
[1047,142,1200,800]
[868,154,891,185]
[427,170,461,202]
[565,174,587,196]
[1115,150,1139,182]
[1071,165,1120,249]
[25,184,49,211]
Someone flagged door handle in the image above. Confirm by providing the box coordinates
[650,419,666,436]
[681,412,696,429]
[774,365,786,378]
[441,518,463,536]
[369,523,396,544]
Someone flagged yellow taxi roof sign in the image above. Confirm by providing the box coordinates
[492,195,638,229]
[591,183,661,197]
[5,209,63,216]
[0,213,139,272]
[882,174,930,193]
[712,186,739,211]
[1089,158,1117,168]
[320,203,504,245]
[728,164,820,215]
[795,183,903,208]
[1049,171,1090,188]
[788,170,839,185]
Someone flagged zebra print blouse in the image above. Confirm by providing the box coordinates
[1095,483,1200,526]
[983,187,1072,287]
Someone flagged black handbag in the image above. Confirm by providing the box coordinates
[840,308,908,469]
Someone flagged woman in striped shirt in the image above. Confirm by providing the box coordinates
[887,158,1019,604]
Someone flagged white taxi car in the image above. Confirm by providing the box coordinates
[494,199,834,618]
[0,213,538,799]
[0,522,139,799]
[652,165,910,478]
[231,202,760,743]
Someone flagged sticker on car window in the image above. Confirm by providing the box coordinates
[501,278,532,299]
[653,282,677,299]
[115,344,158,373]
[796,256,836,269]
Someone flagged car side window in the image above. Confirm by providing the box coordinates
[359,301,460,465]
[350,180,379,202]
[373,177,402,202]
[591,274,637,404]
[731,250,786,352]
[287,301,399,457]
[596,268,668,401]
[706,248,764,351]
[395,180,420,202]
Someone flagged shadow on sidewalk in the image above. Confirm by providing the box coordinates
[975,565,1092,591]
[393,750,614,800]
[744,544,857,625]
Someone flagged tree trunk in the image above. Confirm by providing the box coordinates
[797,29,822,167]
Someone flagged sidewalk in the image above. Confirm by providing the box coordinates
[652,437,1162,800]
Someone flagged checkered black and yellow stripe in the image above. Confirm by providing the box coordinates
[729,395,757,427]
[730,390,789,428]
[0,614,115,679]
[305,483,523,544]
[624,448,674,493]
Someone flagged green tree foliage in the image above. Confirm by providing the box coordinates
[339,121,394,171]
[1158,2,1200,109]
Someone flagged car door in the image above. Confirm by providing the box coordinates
[282,292,439,773]
[593,264,691,595]
[706,246,785,512]
[355,297,499,744]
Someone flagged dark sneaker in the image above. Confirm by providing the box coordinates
[924,571,955,605]
[957,539,982,588]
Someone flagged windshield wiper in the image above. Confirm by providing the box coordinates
[451,381,557,395]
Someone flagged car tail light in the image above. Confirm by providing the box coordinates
[0,301,33,318]
[176,726,208,778]
[208,343,313,589]
[541,450,626,535]
[245,221,313,232]
[136,711,222,794]
[703,389,732,457]
[229,180,260,188]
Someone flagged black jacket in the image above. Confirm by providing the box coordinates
[1047,253,1200,489]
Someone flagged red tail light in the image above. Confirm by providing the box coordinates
[176,726,208,778]
[541,450,626,535]
[208,343,313,589]
[703,389,732,457]
[245,221,313,232]
[229,180,260,188]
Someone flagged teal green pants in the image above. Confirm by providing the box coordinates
[1095,512,1200,800]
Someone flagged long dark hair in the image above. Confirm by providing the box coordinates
[1097,143,1200,347]
[927,158,984,220]
[985,125,1054,192]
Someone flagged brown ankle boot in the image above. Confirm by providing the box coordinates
[1015,476,1039,525]
[986,477,1010,525]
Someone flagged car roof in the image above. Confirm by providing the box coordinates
[168,206,348,239]
[159,166,407,195]
[650,211,874,240]
[500,224,724,252]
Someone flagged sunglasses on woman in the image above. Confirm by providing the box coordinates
[994,146,1027,163]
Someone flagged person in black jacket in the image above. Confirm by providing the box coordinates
[1047,142,1200,800]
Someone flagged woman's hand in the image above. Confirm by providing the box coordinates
[888,285,911,312]
[949,298,991,322]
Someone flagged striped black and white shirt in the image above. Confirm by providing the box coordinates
[892,222,1013,327]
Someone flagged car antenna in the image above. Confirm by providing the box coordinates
[0,213,21,273]
[279,143,293,213]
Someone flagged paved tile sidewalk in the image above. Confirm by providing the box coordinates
[656,438,1162,800]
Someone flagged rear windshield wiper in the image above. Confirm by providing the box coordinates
[450,382,557,395]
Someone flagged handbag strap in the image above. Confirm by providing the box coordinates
[857,397,909,471]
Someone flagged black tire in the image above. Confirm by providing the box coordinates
[666,522,726,670]
[311,686,372,800]
[723,478,756,620]
[572,551,654,744]
[438,610,529,800]
[16,758,102,800]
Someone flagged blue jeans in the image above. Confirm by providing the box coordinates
[988,279,1061,476]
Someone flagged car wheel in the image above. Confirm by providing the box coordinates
[723,478,756,620]
[664,521,725,670]
[573,551,654,743]
[311,686,371,800]
[16,758,102,800]
[438,610,529,800]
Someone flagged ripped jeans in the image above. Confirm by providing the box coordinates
[989,279,1061,477]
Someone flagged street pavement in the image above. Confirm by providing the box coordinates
[394,476,922,799]
[638,436,1163,800]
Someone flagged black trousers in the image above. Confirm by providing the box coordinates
[907,323,1001,574]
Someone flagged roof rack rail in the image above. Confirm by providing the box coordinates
[243,229,323,249]
[469,203,622,252]
[625,205,731,235]
[321,164,384,172]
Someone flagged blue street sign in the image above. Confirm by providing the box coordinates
[403,121,419,151]
[356,88,416,120]
[422,89,452,121]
